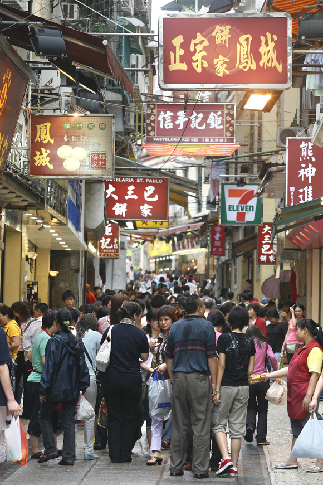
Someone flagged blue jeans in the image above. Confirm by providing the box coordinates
[275,352,281,366]
[162,413,172,443]
[39,400,77,461]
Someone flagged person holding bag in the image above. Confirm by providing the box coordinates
[245,325,278,445]
[103,302,149,463]
[147,305,177,466]
[263,318,323,471]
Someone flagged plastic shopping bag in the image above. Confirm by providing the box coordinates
[265,380,287,405]
[77,395,95,420]
[290,413,323,459]
[149,370,172,417]
[5,417,22,463]
[98,398,108,429]
[15,419,28,466]
[96,328,111,372]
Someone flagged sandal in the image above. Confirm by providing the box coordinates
[38,451,59,463]
[275,462,298,469]
[306,465,323,473]
[31,451,43,459]
[146,455,163,466]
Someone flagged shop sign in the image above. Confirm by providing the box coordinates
[286,138,323,207]
[210,225,225,256]
[173,91,216,103]
[99,223,120,258]
[257,223,277,264]
[176,234,200,251]
[146,103,235,144]
[220,183,262,226]
[136,220,169,228]
[159,13,292,90]
[0,49,29,179]
[148,238,172,257]
[105,177,169,221]
[197,252,206,274]
[30,115,115,179]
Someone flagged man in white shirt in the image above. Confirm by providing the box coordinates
[187,275,197,295]
[140,274,151,293]
[22,303,49,357]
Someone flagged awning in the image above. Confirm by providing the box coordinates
[142,144,240,157]
[158,221,204,237]
[232,233,257,257]
[271,197,323,243]
[286,220,323,250]
[267,0,319,38]
[0,4,134,99]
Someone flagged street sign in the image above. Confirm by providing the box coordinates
[220,183,262,225]
[210,225,225,256]
[99,223,120,258]
[105,177,169,221]
[257,223,277,264]
[159,13,292,90]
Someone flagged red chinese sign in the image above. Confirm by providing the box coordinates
[105,177,169,221]
[146,103,235,144]
[286,138,323,207]
[160,13,291,90]
[257,223,277,264]
[0,49,29,179]
[30,115,115,178]
[210,225,225,256]
[177,235,200,251]
[99,223,120,258]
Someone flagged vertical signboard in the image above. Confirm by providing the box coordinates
[257,223,277,264]
[99,223,120,258]
[220,183,262,225]
[210,225,225,256]
[286,138,323,207]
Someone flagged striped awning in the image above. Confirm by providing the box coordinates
[267,0,320,38]
[142,144,240,157]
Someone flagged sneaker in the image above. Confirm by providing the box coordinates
[244,427,254,443]
[185,462,192,470]
[216,458,233,475]
[161,439,170,449]
[257,440,270,445]
[223,467,238,477]
[84,452,99,460]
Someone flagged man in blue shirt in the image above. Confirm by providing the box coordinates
[165,295,217,479]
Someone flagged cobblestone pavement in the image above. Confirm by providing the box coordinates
[0,401,322,485]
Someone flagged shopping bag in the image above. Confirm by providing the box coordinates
[149,370,172,417]
[278,352,285,370]
[5,417,22,462]
[265,380,287,405]
[76,395,95,420]
[96,328,111,372]
[290,413,323,459]
[98,398,108,429]
[15,420,28,466]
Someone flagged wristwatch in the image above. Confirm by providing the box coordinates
[213,391,220,395]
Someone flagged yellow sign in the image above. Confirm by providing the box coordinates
[148,238,172,257]
[136,221,169,228]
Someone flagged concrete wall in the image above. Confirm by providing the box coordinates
[3,230,21,305]
[36,248,50,304]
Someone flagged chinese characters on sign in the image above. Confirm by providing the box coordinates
[105,178,169,221]
[257,223,277,264]
[136,221,169,228]
[0,49,29,179]
[160,13,291,89]
[99,223,120,258]
[146,103,235,144]
[30,115,115,178]
[176,235,200,251]
[286,138,323,207]
[220,183,262,226]
[210,226,225,256]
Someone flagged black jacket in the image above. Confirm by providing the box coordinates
[39,331,90,401]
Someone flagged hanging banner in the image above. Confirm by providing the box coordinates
[286,138,323,207]
[145,103,235,144]
[136,221,169,228]
[30,114,115,178]
[105,177,169,221]
[99,223,120,258]
[210,225,225,256]
[159,13,292,90]
[257,223,277,264]
[220,183,262,225]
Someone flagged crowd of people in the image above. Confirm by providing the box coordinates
[0,272,322,478]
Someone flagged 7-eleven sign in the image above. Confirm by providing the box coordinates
[220,183,262,226]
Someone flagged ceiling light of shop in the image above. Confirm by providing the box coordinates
[56,237,62,240]
[244,94,271,110]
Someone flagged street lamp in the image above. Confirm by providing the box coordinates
[241,91,282,112]
[28,27,66,57]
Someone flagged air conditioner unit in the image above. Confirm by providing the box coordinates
[40,70,61,89]
[277,127,303,147]
[60,3,79,20]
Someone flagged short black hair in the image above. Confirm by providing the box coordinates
[266,308,279,319]
[96,306,110,319]
[102,295,111,307]
[227,291,234,300]
[183,284,190,292]
[69,307,80,323]
[0,305,15,320]
[220,302,235,316]
[42,310,57,329]
[203,288,210,296]
[62,290,75,301]
[246,279,252,284]
[242,291,253,302]
[228,306,249,330]
[150,294,168,309]
[34,303,49,314]
[79,304,93,314]
[183,294,203,315]
[248,302,260,316]
[94,286,100,292]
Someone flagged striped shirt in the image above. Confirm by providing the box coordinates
[165,316,217,374]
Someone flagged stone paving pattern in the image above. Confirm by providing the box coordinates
[0,400,322,484]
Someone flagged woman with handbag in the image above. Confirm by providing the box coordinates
[76,313,101,460]
[282,305,305,364]
[147,305,177,466]
[245,326,277,445]
[103,302,149,463]
[263,318,323,471]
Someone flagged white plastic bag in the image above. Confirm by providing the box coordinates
[290,413,323,459]
[5,417,22,462]
[77,395,95,420]
[96,328,111,372]
[265,380,287,405]
[149,371,172,417]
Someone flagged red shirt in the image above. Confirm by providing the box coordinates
[86,292,96,304]
[250,317,267,336]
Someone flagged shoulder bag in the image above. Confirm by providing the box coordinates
[96,327,112,372]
